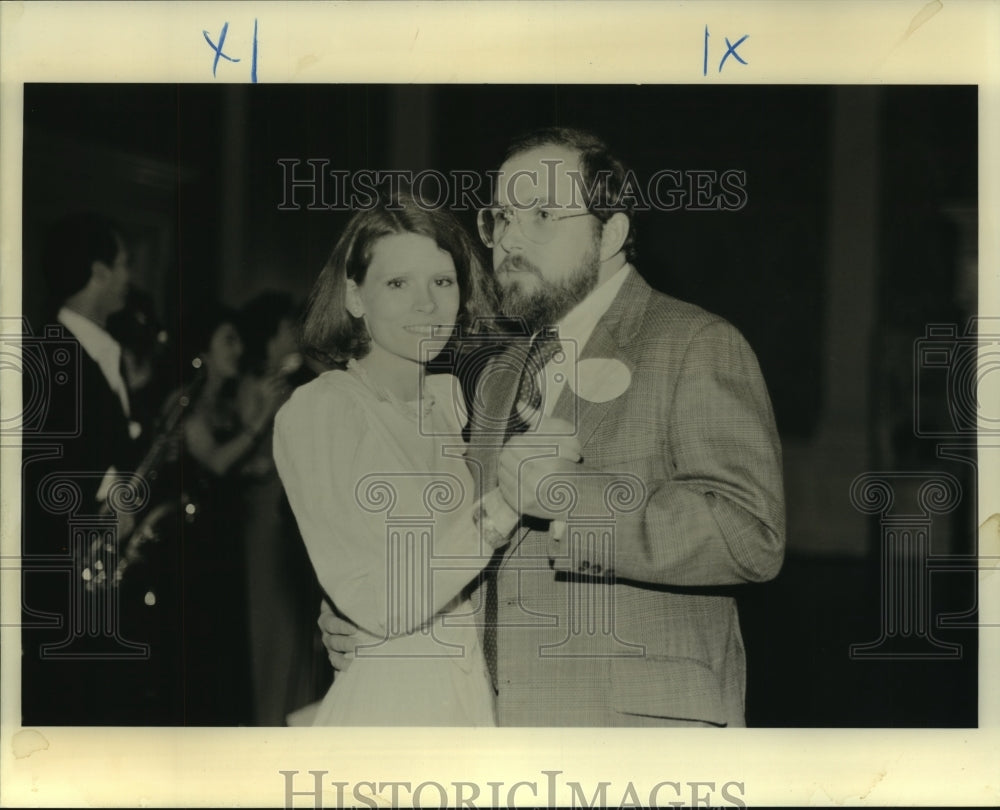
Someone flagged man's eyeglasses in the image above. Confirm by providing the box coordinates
[476,204,595,248]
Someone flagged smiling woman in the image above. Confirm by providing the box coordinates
[299,185,496,371]
[344,232,461,401]
[272,186,510,726]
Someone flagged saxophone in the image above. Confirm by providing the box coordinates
[81,362,206,592]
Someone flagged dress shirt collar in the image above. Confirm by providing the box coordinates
[555,263,633,353]
[57,306,119,361]
[533,264,632,418]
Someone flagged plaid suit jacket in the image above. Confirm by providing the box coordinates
[465,267,785,727]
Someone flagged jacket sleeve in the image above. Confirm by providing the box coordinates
[549,320,786,586]
[273,381,494,639]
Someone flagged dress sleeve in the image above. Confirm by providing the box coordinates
[273,378,492,638]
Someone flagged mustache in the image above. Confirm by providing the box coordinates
[497,254,543,278]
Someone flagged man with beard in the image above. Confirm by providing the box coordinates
[321,127,785,727]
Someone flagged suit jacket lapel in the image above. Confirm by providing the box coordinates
[465,268,653,506]
[552,268,652,451]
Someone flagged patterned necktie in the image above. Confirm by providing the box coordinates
[509,332,564,433]
[482,331,563,693]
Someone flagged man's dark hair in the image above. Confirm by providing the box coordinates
[504,127,637,262]
[42,212,121,308]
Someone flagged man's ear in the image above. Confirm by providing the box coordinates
[345,280,365,318]
[599,213,629,262]
[90,259,111,287]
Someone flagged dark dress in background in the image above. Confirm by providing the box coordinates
[242,418,329,725]
[176,398,254,725]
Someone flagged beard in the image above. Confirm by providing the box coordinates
[496,245,601,332]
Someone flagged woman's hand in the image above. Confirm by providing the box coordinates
[318,600,359,672]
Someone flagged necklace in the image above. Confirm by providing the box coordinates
[347,359,435,421]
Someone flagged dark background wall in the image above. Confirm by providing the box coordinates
[21,83,979,727]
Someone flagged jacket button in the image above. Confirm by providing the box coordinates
[578,560,590,572]
[590,563,602,575]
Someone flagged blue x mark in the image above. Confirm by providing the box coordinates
[719,34,749,72]
[203,22,241,78]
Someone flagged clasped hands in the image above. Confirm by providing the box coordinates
[497,413,583,521]
[318,412,584,670]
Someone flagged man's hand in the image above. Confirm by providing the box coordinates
[498,415,582,521]
[318,600,359,672]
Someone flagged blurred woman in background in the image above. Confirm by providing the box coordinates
[236,291,327,726]
[174,302,286,724]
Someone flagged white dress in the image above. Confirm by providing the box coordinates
[273,364,496,726]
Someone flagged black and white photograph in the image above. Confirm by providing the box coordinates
[2,3,998,807]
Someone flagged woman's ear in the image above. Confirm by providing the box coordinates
[345,280,365,318]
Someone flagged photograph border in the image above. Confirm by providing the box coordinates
[2,2,998,806]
